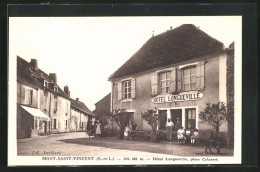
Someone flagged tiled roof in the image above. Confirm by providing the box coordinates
[109,24,224,79]
[17,56,70,100]
[71,98,94,116]
[94,93,111,105]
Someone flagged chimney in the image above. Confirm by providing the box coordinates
[76,98,79,102]
[64,85,70,97]
[30,59,38,70]
[49,73,57,84]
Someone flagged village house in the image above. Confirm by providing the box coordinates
[108,24,234,142]
[93,93,112,135]
[17,56,93,138]
[63,85,95,132]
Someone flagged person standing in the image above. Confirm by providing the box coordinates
[95,120,101,138]
[165,118,174,141]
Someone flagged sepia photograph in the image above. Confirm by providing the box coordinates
[8,15,242,165]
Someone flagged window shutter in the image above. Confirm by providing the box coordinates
[176,68,182,92]
[151,73,158,96]
[118,82,122,100]
[51,119,53,129]
[196,61,205,90]
[200,61,205,89]
[24,89,28,104]
[169,68,176,93]
[131,78,136,98]
[196,63,201,89]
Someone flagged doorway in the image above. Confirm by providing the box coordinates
[170,109,182,131]
[43,121,47,134]
[120,112,134,129]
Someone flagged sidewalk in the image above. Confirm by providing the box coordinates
[59,135,234,157]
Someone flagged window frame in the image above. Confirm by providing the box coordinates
[44,80,48,87]
[122,80,131,99]
[54,86,58,93]
[54,99,58,113]
[186,109,196,129]
[159,71,171,94]
[182,66,197,92]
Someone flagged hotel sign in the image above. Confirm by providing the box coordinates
[152,91,203,104]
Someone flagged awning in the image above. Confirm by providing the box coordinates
[21,105,50,121]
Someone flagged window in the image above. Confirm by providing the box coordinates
[66,102,68,115]
[183,66,196,91]
[65,120,68,129]
[44,80,48,87]
[54,86,58,93]
[27,89,33,105]
[123,80,131,99]
[159,72,171,94]
[186,109,196,129]
[54,100,58,113]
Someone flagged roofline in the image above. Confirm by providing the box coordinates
[71,104,94,116]
[17,77,40,89]
[109,49,227,81]
[94,92,111,105]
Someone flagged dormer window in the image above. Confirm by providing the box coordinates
[44,80,48,87]
[31,74,37,80]
[54,86,58,93]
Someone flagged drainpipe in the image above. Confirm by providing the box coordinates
[110,81,113,131]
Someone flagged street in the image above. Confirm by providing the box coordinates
[17,132,233,157]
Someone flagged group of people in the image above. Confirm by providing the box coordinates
[86,119,102,137]
[124,122,137,140]
[165,118,199,144]
[177,127,199,144]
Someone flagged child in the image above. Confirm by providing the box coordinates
[191,129,199,144]
[177,127,185,144]
[124,125,131,140]
[185,128,191,144]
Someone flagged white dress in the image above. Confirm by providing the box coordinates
[95,123,101,135]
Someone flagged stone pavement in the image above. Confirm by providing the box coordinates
[17,132,233,157]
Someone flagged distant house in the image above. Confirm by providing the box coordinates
[108,24,234,142]
[70,97,95,132]
[17,56,93,138]
[93,93,115,136]
[93,93,111,114]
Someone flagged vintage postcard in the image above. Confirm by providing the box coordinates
[8,15,242,166]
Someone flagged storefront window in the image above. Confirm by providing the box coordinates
[186,109,196,129]
[183,66,196,91]
[159,72,170,94]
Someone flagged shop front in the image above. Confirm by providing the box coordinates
[153,91,202,132]
[18,105,50,138]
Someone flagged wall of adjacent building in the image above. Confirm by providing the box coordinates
[17,82,39,138]
[70,108,88,131]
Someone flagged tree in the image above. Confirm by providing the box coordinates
[199,102,227,139]
[110,109,126,129]
[141,110,158,131]
[95,110,112,127]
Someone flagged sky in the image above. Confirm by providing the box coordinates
[9,16,241,111]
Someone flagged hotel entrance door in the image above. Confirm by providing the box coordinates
[170,109,182,131]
